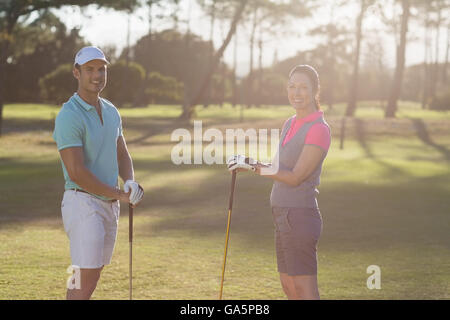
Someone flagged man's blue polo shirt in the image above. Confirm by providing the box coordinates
[53,93,123,200]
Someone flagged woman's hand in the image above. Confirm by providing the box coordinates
[226,155,257,172]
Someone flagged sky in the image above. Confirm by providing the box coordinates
[53,1,449,77]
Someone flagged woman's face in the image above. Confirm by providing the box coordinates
[287,72,315,111]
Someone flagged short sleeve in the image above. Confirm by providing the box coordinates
[305,123,331,152]
[52,108,84,151]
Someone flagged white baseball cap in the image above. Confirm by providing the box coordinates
[74,46,109,66]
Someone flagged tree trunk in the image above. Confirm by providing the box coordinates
[219,20,226,108]
[444,26,449,85]
[421,2,430,109]
[182,0,192,110]
[247,5,258,108]
[179,0,248,120]
[232,29,238,108]
[326,1,337,111]
[204,0,216,108]
[126,12,131,67]
[0,59,4,137]
[256,26,263,108]
[345,0,366,117]
[430,5,442,100]
[0,15,18,137]
[385,0,410,118]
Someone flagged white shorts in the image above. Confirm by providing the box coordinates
[61,190,120,269]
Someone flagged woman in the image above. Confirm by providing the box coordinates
[227,65,331,300]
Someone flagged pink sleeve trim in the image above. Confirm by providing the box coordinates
[304,123,331,151]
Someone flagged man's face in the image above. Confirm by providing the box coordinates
[73,59,107,94]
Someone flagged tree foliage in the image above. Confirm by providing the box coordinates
[39,63,76,105]
[103,60,146,106]
[4,11,85,102]
[146,72,184,104]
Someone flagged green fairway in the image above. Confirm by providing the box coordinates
[0,102,449,299]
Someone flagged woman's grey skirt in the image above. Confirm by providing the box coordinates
[271,207,323,276]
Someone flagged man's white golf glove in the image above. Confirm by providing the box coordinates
[227,155,257,172]
[124,180,144,205]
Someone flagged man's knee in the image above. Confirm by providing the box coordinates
[80,267,103,292]
[82,267,103,284]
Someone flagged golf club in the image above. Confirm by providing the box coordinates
[129,203,133,300]
[219,169,237,300]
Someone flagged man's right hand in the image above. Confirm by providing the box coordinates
[118,189,132,203]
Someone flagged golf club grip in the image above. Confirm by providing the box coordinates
[129,204,133,243]
[228,170,237,210]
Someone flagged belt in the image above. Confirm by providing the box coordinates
[70,189,118,203]
[71,188,89,195]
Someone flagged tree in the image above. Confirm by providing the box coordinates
[4,11,85,103]
[0,0,139,136]
[179,0,248,120]
[133,29,217,105]
[385,0,410,118]
[444,23,449,85]
[39,63,76,105]
[442,21,450,86]
[306,0,352,110]
[429,0,444,101]
[241,0,310,108]
[345,0,371,117]
[198,0,218,108]
[103,60,146,106]
[419,0,432,109]
[413,0,450,108]
[146,72,184,104]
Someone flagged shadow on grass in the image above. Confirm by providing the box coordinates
[1,119,449,264]
[139,160,450,252]
[2,118,54,134]
[122,116,281,146]
[0,157,63,228]
[353,118,411,177]
[410,118,450,161]
[1,151,449,255]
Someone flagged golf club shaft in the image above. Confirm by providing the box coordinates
[129,204,133,300]
[219,170,237,300]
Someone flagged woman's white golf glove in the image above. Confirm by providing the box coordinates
[227,155,257,172]
[124,180,144,205]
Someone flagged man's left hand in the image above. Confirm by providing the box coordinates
[124,180,144,206]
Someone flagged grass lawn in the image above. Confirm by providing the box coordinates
[0,101,449,299]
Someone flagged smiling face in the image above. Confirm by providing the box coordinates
[287,72,316,112]
[73,59,107,95]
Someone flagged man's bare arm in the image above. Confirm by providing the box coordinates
[59,147,130,202]
[117,136,134,183]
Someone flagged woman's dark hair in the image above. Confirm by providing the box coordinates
[288,64,321,110]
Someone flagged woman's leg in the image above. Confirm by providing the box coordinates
[292,274,320,300]
[279,272,298,299]
[279,273,319,300]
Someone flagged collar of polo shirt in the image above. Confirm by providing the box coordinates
[73,93,103,112]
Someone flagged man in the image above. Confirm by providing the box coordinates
[53,46,144,300]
